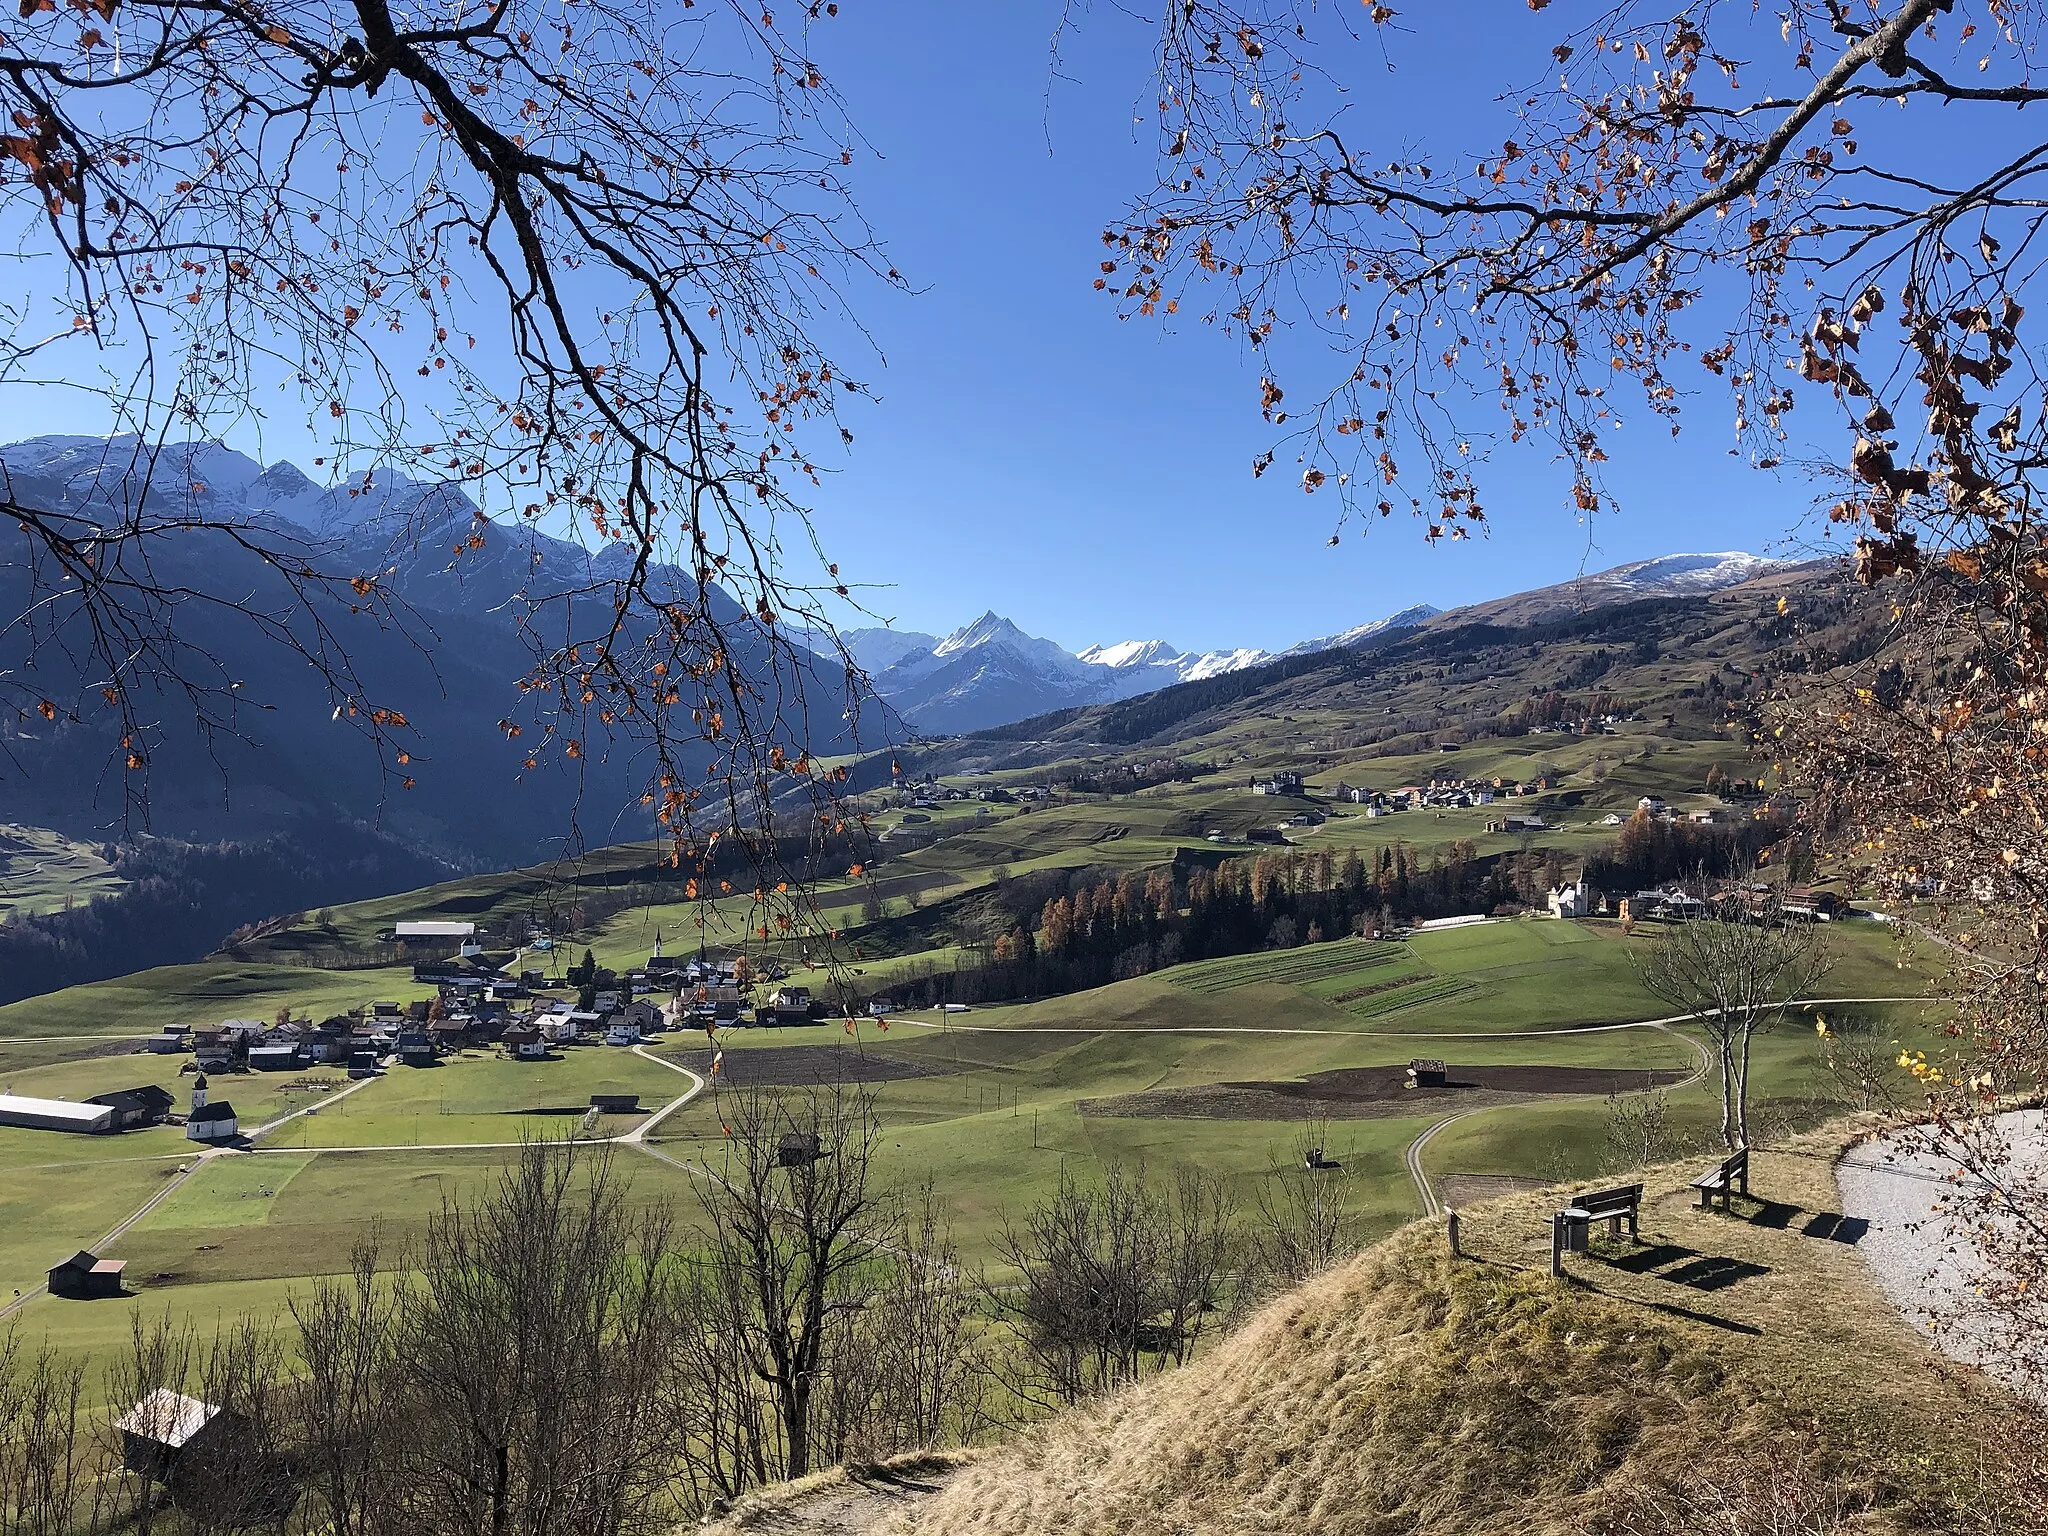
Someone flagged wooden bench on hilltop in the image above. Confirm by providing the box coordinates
[1549,1183,1643,1277]
[1691,1148,1750,1212]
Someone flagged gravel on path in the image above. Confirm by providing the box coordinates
[1837,1108,2048,1404]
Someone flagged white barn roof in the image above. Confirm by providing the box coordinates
[114,1389,220,1449]
[0,1094,114,1133]
[396,920,476,938]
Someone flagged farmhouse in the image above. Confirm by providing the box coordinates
[1251,772,1305,796]
[48,1250,127,1299]
[501,1026,548,1061]
[86,1085,176,1130]
[0,1093,115,1135]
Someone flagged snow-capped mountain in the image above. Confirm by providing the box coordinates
[842,627,940,677]
[1272,603,1444,661]
[1591,552,1782,595]
[865,552,1790,736]
[1077,639,1273,686]
[0,433,880,861]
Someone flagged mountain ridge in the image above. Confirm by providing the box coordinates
[851,552,1789,736]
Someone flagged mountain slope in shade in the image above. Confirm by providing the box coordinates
[0,434,878,863]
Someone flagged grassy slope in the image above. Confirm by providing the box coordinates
[0,824,124,919]
[0,914,1941,1350]
[863,1133,2023,1536]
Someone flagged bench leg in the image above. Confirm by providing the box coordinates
[1628,1207,1639,1243]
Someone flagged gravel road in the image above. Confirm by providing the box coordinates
[1837,1109,2048,1404]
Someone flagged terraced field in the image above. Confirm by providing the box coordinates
[1171,939,1406,993]
[1341,975,1483,1019]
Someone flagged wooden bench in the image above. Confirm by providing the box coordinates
[1690,1148,1750,1212]
[1549,1183,1643,1276]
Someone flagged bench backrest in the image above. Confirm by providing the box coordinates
[1577,1184,1643,1216]
[1719,1149,1749,1176]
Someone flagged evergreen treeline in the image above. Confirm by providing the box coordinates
[1581,808,1785,892]
[881,811,1788,1011]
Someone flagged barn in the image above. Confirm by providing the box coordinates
[0,1093,115,1134]
[87,1085,176,1130]
[48,1250,127,1299]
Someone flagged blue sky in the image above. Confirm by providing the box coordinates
[792,2,1837,653]
[8,2,1862,656]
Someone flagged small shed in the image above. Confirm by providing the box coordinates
[145,1034,187,1054]
[48,1250,127,1299]
[590,1093,640,1114]
[1406,1059,1448,1089]
[113,1389,294,1524]
[776,1130,824,1168]
[115,1389,227,1483]
[346,1050,382,1080]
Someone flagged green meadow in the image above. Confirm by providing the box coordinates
[0,731,1946,1369]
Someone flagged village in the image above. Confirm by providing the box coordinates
[0,920,845,1150]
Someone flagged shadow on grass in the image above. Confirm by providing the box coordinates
[1660,1255,1772,1292]
[1637,1298,1764,1337]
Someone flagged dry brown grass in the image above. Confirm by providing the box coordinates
[861,1119,2038,1536]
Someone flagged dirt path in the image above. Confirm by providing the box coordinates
[701,1456,971,1536]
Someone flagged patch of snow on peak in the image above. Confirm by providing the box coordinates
[1078,639,1184,670]
[1590,552,1785,594]
[932,612,1082,673]
[1278,603,1442,659]
[1178,648,1269,681]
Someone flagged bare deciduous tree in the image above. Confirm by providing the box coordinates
[693,1086,891,1480]
[990,1162,1237,1411]
[1248,1115,1356,1289]
[1640,898,1831,1151]
[379,1141,683,1536]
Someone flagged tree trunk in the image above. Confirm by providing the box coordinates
[1735,1022,1756,1149]
[1718,1037,1738,1152]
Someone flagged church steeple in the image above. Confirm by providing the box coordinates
[191,1074,208,1114]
